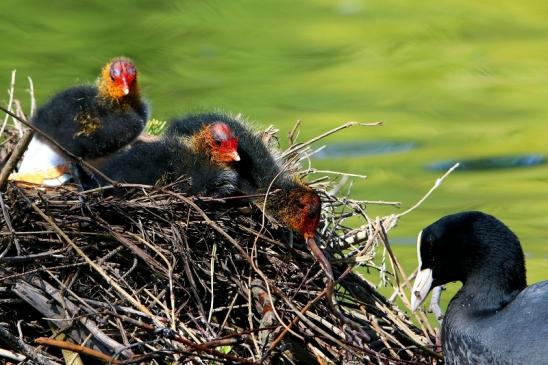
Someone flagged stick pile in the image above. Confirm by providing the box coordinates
[0,78,445,365]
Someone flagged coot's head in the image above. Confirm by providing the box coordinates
[99,57,139,99]
[192,122,240,164]
[209,122,240,163]
[264,183,332,279]
[269,185,321,239]
[411,211,526,311]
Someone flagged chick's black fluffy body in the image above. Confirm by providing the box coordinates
[100,137,237,198]
[32,86,148,159]
[167,112,283,193]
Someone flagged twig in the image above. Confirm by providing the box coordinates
[0,348,25,362]
[19,192,161,326]
[282,121,383,158]
[0,128,33,189]
[0,325,62,365]
[28,76,37,118]
[0,192,21,255]
[0,70,16,136]
[429,286,444,324]
[304,168,368,180]
[397,163,460,218]
[287,119,301,145]
[34,338,122,364]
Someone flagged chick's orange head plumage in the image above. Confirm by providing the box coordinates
[208,122,240,163]
[99,57,138,100]
[286,188,322,239]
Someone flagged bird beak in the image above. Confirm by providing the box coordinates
[231,151,241,162]
[410,230,433,311]
[411,268,433,311]
[121,78,130,95]
[306,235,334,281]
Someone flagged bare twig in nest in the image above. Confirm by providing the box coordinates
[34,338,122,364]
[287,119,301,145]
[0,325,62,365]
[282,121,383,158]
[20,193,160,325]
[0,129,33,189]
[0,70,17,137]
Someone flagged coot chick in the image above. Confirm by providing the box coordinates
[411,211,548,365]
[258,177,332,279]
[168,112,332,278]
[14,57,148,186]
[99,122,240,197]
[166,112,281,193]
[34,57,147,158]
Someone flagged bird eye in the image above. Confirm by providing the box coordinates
[214,140,222,146]
[110,65,122,79]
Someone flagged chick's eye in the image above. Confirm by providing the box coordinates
[111,67,121,79]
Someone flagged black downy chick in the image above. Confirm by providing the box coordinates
[32,57,148,159]
[167,112,281,192]
[167,112,332,279]
[98,122,241,198]
[11,57,148,186]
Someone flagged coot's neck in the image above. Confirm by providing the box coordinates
[450,260,526,315]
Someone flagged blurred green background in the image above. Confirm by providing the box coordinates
[1,0,547,315]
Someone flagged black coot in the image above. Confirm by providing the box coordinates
[411,211,548,365]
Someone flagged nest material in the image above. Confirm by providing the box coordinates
[0,79,445,365]
[0,183,440,365]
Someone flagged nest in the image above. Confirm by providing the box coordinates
[0,77,449,365]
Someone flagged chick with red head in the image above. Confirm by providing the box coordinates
[167,112,332,279]
[12,57,148,186]
[98,121,241,198]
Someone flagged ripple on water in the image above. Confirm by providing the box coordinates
[427,154,545,172]
[314,141,415,160]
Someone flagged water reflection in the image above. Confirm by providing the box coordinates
[428,154,545,171]
[314,141,415,159]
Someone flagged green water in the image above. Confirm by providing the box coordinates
[1,0,547,314]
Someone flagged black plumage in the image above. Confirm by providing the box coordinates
[167,112,283,193]
[412,211,548,365]
[167,112,332,278]
[32,85,148,160]
[99,136,238,198]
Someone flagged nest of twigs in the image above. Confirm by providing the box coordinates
[0,75,449,365]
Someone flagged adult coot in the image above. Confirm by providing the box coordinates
[411,211,548,365]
